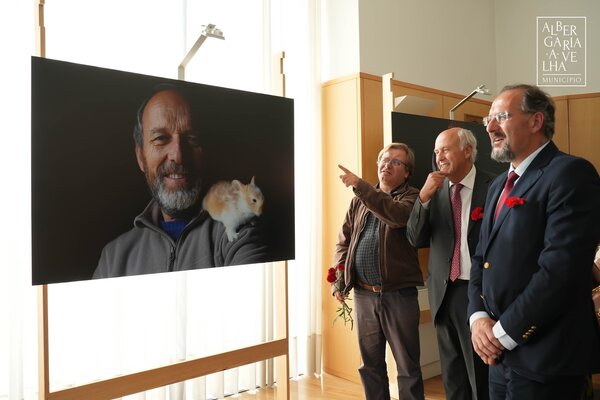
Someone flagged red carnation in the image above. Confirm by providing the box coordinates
[505,196,526,208]
[325,264,353,329]
[470,207,484,221]
[326,267,337,283]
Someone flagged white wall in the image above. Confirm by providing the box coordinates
[358,0,497,98]
[323,0,599,97]
[320,0,361,82]
[494,0,600,96]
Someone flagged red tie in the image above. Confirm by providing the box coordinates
[494,171,519,222]
[450,183,463,281]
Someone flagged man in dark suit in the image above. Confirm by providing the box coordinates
[407,127,493,400]
[468,84,600,399]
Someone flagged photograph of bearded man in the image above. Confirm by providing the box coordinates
[93,85,268,279]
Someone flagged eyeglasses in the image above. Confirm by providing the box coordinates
[482,111,510,127]
[378,158,408,168]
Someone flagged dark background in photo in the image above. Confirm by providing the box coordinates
[31,57,295,285]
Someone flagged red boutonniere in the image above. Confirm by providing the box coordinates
[470,207,484,221]
[326,264,354,330]
[505,196,526,208]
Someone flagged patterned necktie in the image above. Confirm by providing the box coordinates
[450,183,463,282]
[494,171,519,222]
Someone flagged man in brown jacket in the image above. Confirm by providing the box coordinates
[332,142,425,400]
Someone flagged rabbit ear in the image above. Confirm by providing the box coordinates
[250,176,256,185]
[232,179,242,189]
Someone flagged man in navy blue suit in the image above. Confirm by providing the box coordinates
[468,84,600,399]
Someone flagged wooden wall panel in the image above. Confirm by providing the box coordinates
[321,76,363,384]
[553,99,570,153]
[569,96,600,172]
[360,75,384,184]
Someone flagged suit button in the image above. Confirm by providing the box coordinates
[484,262,490,269]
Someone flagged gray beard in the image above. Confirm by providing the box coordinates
[491,141,515,163]
[151,178,202,218]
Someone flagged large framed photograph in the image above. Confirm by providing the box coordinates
[32,57,295,284]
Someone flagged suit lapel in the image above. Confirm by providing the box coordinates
[440,179,453,232]
[487,142,559,242]
[468,170,491,236]
[482,176,505,253]
[493,169,542,226]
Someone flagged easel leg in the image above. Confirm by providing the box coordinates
[38,285,49,400]
[275,261,290,400]
[272,53,290,400]
[36,2,48,398]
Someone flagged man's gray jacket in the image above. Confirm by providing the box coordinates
[406,168,495,323]
[93,200,268,279]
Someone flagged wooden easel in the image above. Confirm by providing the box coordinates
[36,2,290,399]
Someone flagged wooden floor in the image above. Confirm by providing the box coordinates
[235,373,445,399]
[236,373,600,400]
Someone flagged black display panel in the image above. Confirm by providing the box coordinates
[391,112,506,190]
